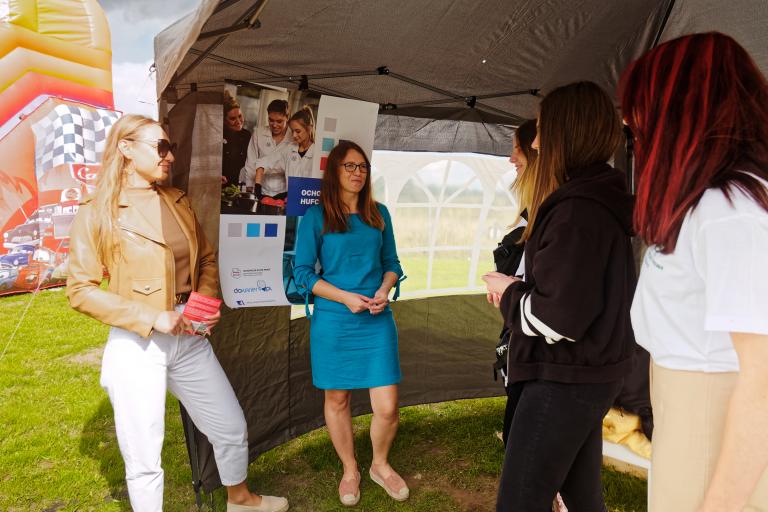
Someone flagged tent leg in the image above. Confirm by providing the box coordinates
[180,404,204,509]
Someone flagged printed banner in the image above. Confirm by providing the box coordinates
[218,215,289,307]
[218,92,378,308]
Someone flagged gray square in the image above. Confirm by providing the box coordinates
[227,223,242,237]
[323,117,337,132]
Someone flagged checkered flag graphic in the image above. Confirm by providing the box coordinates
[31,104,121,179]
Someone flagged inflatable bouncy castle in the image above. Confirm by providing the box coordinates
[0,0,118,294]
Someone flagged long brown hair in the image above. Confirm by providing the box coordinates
[621,32,768,252]
[514,119,538,168]
[91,114,158,266]
[320,140,384,233]
[518,81,622,241]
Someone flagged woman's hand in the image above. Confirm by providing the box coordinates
[369,288,390,315]
[482,272,520,299]
[486,292,502,308]
[153,311,191,336]
[205,309,221,332]
[343,292,372,314]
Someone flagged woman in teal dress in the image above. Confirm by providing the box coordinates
[294,140,408,507]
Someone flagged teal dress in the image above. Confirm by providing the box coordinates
[294,204,404,390]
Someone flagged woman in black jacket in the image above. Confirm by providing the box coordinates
[483,81,636,512]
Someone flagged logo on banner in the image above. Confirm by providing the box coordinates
[69,163,101,188]
[231,268,241,279]
[233,281,272,293]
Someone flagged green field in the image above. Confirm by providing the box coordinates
[0,289,647,511]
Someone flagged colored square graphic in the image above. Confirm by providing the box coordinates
[323,117,337,132]
[320,156,328,171]
[264,223,278,237]
[246,223,261,237]
[227,223,242,237]
[322,137,335,152]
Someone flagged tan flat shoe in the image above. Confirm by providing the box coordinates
[369,466,409,501]
[227,495,289,512]
[339,471,361,506]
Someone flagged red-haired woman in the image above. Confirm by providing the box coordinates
[622,32,768,511]
[293,141,407,507]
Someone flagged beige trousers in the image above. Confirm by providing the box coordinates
[650,362,768,512]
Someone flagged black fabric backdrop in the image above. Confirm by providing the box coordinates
[185,295,508,492]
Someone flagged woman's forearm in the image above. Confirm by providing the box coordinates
[254,167,264,185]
[700,332,768,512]
[378,271,399,294]
[311,279,350,305]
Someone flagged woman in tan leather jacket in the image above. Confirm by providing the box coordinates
[66,114,288,512]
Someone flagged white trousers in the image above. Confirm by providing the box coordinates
[100,322,248,512]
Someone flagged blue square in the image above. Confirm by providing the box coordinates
[246,223,260,237]
[322,137,335,152]
[264,223,278,237]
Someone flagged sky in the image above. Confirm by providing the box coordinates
[101,0,200,118]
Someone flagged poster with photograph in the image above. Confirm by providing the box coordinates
[218,89,378,308]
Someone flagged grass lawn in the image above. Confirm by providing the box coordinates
[0,289,647,511]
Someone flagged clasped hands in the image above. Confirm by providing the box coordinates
[343,288,390,315]
[481,271,521,308]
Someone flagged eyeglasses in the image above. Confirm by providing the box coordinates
[341,162,369,174]
[127,139,177,159]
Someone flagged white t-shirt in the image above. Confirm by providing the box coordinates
[631,177,768,372]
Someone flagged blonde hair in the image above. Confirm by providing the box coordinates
[509,119,539,226]
[91,114,159,266]
[223,90,240,114]
[289,105,315,144]
[517,82,622,242]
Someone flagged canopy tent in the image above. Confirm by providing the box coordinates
[153,0,768,500]
[155,0,768,155]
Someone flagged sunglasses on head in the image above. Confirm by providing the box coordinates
[128,138,177,159]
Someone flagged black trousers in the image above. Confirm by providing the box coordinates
[496,379,623,512]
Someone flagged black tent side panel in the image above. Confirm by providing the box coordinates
[191,294,504,492]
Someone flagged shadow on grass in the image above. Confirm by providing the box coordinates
[239,398,647,512]
[79,398,131,511]
[244,400,505,512]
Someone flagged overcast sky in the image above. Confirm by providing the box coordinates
[102,0,200,118]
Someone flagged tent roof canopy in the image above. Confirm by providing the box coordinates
[154,0,768,154]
